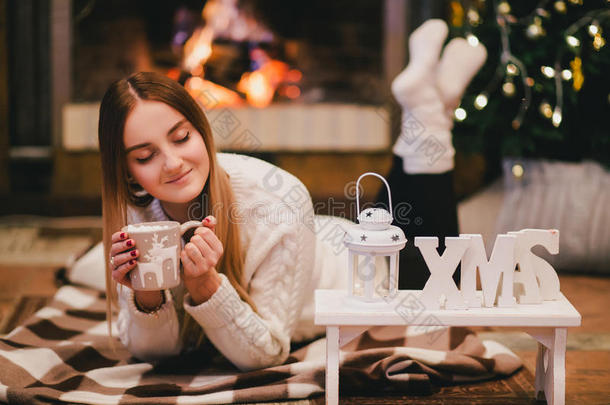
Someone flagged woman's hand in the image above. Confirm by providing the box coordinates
[181,216,223,305]
[110,230,163,311]
[109,230,139,288]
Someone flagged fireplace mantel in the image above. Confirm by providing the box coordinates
[62,102,390,152]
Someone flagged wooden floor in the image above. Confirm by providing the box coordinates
[0,262,609,404]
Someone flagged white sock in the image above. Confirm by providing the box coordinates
[391,19,487,174]
[391,19,448,107]
[437,37,487,111]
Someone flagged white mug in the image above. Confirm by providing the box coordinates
[122,220,200,290]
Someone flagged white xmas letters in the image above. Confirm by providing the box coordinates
[415,229,560,309]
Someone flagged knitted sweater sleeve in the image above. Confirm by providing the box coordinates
[116,286,182,361]
[116,203,182,361]
[183,211,315,371]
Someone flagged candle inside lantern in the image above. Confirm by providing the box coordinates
[350,255,391,298]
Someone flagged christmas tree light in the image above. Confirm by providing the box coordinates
[467,33,480,46]
[474,93,489,109]
[541,66,556,78]
[454,107,468,121]
[566,35,580,46]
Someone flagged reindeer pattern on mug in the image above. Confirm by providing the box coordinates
[131,232,180,289]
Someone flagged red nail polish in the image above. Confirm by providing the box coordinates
[120,232,126,239]
[127,240,133,247]
[129,259,134,265]
[131,250,137,257]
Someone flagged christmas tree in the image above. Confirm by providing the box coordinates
[449,0,610,175]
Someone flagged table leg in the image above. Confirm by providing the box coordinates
[526,327,567,405]
[326,326,340,405]
[546,328,567,405]
[534,341,547,397]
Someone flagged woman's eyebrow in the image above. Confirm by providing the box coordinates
[125,119,188,153]
[125,143,150,153]
[167,118,187,136]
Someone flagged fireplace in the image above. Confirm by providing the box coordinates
[59,0,414,152]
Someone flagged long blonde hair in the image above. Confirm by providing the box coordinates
[98,71,255,346]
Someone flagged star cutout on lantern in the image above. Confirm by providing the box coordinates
[391,234,400,242]
[360,234,368,242]
[366,211,373,217]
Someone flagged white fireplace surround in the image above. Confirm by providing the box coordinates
[62,102,390,152]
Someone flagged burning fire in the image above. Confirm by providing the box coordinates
[183,27,214,73]
[176,0,301,109]
[237,48,289,108]
[184,75,244,109]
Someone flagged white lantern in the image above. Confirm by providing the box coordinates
[343,172,407,303]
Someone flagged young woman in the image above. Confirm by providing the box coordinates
[98,54,465,370]
[99,72,346,371]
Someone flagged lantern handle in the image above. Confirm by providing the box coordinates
[355,172,393,219]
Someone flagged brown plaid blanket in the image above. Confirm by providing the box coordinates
[0,285,521,404]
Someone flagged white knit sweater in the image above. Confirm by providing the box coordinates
[117,153,348,371]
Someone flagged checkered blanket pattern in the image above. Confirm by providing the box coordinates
[0,285,522,404]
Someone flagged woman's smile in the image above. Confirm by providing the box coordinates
[165,169,192,184]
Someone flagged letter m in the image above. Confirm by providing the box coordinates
[460,234,517,308]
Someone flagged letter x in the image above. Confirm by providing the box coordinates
[415,237,470,310]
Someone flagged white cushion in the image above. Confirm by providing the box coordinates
[66,241,106,291]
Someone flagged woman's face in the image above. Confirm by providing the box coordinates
[123,100,210,204]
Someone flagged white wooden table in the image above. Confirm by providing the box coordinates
[315,289,581,405]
